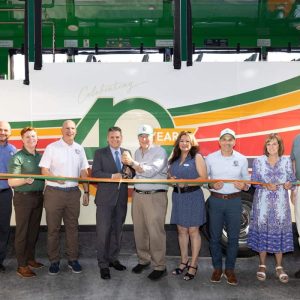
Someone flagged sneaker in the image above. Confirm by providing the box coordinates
[210,269,223,283]
[48,262,60,275]
[68,260,82,274]
[224,269,238,286]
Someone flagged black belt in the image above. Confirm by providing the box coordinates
[47,186,79,192]
[0,188,10,192]
[14,191,43,195]
[134,189,167,194]
[211,191,241,200]
[173,186,200,194]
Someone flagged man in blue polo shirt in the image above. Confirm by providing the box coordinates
[0,121,16,272]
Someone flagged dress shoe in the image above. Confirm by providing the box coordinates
[28,260,44,269]
[100,268,111,280]
[17,266,36,278]
[0,263,6,273]
[210,269,223,283]
[295,269,300,278]
[224,269,238,286]
[132,263,150,274]
[109,260,126,271]
[148,269,167,281]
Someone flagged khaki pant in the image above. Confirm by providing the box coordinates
[13,191,43,267]
[132,191,168,271]
[44,187,81,262]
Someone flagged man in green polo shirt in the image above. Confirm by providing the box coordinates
[8,127,44,278]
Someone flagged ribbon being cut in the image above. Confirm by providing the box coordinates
[0,173,292,186]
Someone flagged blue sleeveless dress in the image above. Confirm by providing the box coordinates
[169,155,206,227]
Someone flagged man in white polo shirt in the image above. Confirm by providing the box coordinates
[39,120,90,275]
[205,128,249,286]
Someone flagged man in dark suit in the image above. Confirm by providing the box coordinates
[92,126,133,280]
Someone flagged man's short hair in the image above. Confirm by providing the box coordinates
[20,126,36,137]
[108,126,122,134]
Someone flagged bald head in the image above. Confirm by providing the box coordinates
[0,121,11,145]
[61,120,77,145]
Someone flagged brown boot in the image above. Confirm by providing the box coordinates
[210,269,223,283]
[28,260,44,269]
[224,269,238,286]
[17,266,36,278]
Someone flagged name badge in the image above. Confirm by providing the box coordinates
[183,164,189,167]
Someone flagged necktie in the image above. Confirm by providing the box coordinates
[115,151,122,172]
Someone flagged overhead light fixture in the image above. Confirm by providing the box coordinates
[68,24,79,31]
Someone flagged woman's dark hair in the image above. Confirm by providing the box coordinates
[169,131,199,164]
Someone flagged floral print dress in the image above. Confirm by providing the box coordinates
[248,155,295,253]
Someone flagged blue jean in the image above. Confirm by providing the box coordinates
[0,188,12,264]
[208,195,242,270]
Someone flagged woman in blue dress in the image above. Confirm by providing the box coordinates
[168,131,207,281]
[248,133,295,283]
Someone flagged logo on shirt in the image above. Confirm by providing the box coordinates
[75,149,81,155]
[233,160,239,167]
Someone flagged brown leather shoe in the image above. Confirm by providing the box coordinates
[210,269,223,282]
[28,260,44,269]
[224,269,238,286]
[17,266,36,278]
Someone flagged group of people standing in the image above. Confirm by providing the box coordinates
[0,120,299,286]
[0,120,89,278]
[90,124,299,285]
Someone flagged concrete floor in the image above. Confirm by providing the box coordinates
[1,229,300,300]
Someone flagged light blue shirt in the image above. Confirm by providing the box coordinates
[0,142,17,189]
[110,147,123,170]
[205,150,249,194]
[134,144,168,191]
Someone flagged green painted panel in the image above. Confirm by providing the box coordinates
[168,75,300,116]
[0,0,299,50]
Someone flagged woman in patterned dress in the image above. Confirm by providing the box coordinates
[248,133,295,283]
[168,131,207,281]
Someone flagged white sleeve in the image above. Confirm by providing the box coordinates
[39,145,52,169]
[80,146,89,170]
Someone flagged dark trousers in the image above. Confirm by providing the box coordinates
[13,192,43,267]
[44,187,81,262]
[208,196,242,270]
[0,188,12,264]
[96,196,127,268]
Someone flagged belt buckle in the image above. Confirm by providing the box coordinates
[223,194,230,200]
[182,186,188,193]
